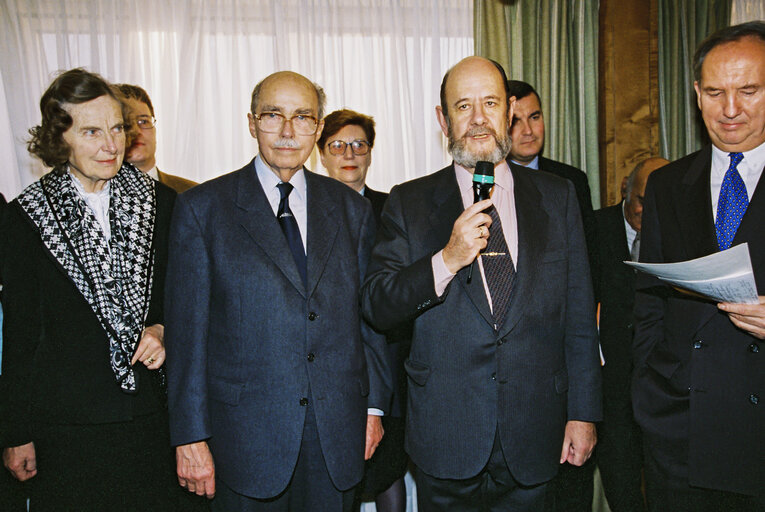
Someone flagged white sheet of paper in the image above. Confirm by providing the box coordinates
[624,243,759,304]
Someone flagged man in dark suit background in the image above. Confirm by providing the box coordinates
[633,21,765,511]
[165,71,391,512]
[362,56,601,511]
[506,80,597,291]
[595,156,667,512]
[117,84,198,193]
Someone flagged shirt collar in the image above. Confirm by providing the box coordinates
[454,160,513,194]
[68,168,111,199]
[511,155,539,170]
[254,154,307,201]
[712,139,765,180]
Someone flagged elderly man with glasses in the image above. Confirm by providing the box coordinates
[164,71,391,512]
[117,83,197,193]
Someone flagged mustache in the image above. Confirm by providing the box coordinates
[463,126,497,138]
[272,138,300,149]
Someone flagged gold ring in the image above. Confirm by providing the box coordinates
[147,357,155,364]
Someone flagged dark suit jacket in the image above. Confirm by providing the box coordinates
[363,187,388,221]
[595,203,636,400]
[0,183,175,446]
[157,169,197,193]
[362,163,601,485]
[165,161,391,499]
[632,146,765,497]
[536,157,598,290]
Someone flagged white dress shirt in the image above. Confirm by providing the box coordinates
[710,141,765,222]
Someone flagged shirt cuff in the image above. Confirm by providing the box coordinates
[367,408,384,417]
[432,250,457,297]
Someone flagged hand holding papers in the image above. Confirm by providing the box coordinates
[624,243,759,304]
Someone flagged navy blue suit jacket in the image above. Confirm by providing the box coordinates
[165,161,391,498]
[362,163,601,485]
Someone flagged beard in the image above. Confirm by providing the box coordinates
[448,124,512,169]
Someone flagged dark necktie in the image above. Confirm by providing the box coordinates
[715,152,747,251]
[481,206,516,329]
[276,182,307,286]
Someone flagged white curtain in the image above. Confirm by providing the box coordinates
[730,0,765,23]
[0,0,473,198]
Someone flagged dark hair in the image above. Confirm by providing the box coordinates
[317,109,376,150]
[507,80,542,105]
[439,58,510,128]
[250,73,327,119]
[693,21,765,83]
[27,68,128,169]
[116,83,155,116]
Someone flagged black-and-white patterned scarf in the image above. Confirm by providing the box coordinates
[17,164,156,393]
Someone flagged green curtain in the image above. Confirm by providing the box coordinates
[474,0,600,207]
[658,0,730,161]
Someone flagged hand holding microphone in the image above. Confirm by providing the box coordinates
[442,161,495,278]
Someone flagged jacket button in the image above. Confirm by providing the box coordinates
[626,323,634,330]
[749,343,760,353]
[497,338,504,346]
[693,340,703,349]
[491,372,496,380]
[750,394,760,405]
[308,312,318,321]
[307,353,315,362]
[300,397,309,406]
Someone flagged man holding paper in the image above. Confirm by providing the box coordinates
[633,21,765,511]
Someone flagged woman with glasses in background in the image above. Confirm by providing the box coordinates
[318,109,409,512]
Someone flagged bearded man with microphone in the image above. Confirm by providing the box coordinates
[361,56,601,511]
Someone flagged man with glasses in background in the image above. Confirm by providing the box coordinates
[117,84,197,192]
[164,71,391,512]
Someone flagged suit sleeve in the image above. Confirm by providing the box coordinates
[632,177,666,369]
[357,204,393,412]
[561,182,603,421]
[361,185,444,332]
[165,193,213,446]
[0,206,42,447]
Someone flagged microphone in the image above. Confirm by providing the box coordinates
[467,161,495,283]
[473,160,495,202]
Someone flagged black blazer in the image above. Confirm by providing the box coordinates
[0,183,175,447]
[594,203,636,400]
[632,146,765,497]
[534,156,598,289]
[362,163,601,485]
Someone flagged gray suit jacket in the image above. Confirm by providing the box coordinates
[165,160,391,498]
[362,163,601,485]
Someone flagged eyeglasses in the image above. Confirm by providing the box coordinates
[135,115,156,130]
[253,112,319,135]
[327,139,370,156]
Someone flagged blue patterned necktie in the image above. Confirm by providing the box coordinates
[276,182,307,286]
[715,152,747,251]
[482,206,516,329]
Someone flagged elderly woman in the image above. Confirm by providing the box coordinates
[318,109,408,512]
[0,68,177,511]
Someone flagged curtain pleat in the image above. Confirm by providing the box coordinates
[474,0,600,208]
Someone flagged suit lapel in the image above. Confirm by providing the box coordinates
[305,171,340,298]
[732,162,765,279]
[428,166,495,325]
[235,160,306,296]
[497,165,548,338]
[677,148,718,259]
[606,204,630,263]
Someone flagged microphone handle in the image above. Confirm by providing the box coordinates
[467,182,492,283]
